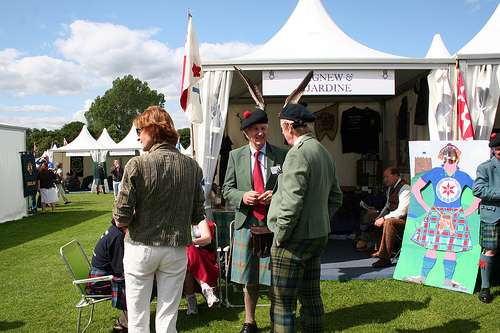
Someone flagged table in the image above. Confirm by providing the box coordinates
[212,208,235,248]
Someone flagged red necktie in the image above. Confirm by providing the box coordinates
[253,151,266,221]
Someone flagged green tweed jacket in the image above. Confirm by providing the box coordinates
[222,143,288,230]
[113,142,205,247]
[473,156,500,224]
[267,134,343,242]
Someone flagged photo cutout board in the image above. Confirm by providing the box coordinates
[393,140,490,294]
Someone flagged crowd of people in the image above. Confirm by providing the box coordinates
[60,100,497,332]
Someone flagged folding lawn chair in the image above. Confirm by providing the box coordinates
[60,240,114,333]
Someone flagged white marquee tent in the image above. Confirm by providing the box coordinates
[0,122,27,223]
[195,0,455,203]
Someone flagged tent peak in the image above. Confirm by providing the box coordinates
[233,0,402,62]
[425,34,452,59]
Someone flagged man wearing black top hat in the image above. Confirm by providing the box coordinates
[473,132,500,303]
[267,103,342,333]
[222,109,288,333]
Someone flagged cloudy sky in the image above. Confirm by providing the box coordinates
[0,0,498,130]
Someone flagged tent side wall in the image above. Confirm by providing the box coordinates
[0,126,27,223]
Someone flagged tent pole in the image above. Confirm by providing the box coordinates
[190,123,195,157]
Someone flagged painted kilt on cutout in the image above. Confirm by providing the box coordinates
[410,167,474,252]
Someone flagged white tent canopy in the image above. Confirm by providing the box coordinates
[235,0,402,61]
[425,34,452,59]
[457,3,500,59]
[198,0,453,197]
[52,125,108,162]
[0,122,27,223]
[97,128,119,149]
[452,3,500,140]
[110,124,143,156]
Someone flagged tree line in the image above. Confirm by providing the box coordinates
[27,75,190,157]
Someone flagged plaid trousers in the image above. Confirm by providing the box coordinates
[372,217,406,260]
[270,236,328,333]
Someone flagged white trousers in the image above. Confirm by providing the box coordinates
[55,183,69,203]
[124,243,188,333]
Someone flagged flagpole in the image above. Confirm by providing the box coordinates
[187,8,195,158]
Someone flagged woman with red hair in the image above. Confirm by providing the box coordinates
[113,106,206,332]
[37,161,58,213]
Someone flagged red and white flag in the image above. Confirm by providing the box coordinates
[63,138,68,146]
[457,70,475,141]
[180,14,204,125]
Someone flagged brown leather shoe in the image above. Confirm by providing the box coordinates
[372,258,391,268]
[371,252,380,258]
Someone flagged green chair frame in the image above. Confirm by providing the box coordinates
[60,240,114,333]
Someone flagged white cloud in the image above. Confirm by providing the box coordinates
[0,104,63,114]
[0,48,104,97]
[0,20,260,130]
[54,20,259,101]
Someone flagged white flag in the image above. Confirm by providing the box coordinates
[180,14,204,125]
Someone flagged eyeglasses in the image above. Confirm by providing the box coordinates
[136,127,142,135]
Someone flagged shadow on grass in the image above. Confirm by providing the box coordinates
[0,205,110,251]
[0,320,24,331]
[396,318,480,332]
[325,298,431,331]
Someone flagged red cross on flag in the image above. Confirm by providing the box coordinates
[180,14,204,125]
[457,70,475,141]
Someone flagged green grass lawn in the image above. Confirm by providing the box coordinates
[1,192,499,332]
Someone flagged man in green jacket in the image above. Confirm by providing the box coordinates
[267,103,343,333]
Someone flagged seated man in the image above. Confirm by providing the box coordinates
[371,167,410,268]
[86,218,128,331]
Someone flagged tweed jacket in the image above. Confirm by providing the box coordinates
[473,156,500,224]
[267,134,343,242]
[222,142,288,230]
[113,142,205,247]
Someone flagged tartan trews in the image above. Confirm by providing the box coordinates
[270,236,328,333]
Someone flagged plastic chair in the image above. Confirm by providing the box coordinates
[60,240,114,333]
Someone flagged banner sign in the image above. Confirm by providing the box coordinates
[21,153,37,197]
[262,70,395,95]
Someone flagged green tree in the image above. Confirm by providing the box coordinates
[85,74,165,137]
[178,128,190,149]
[107,124,125,143]
[59,121,86,143]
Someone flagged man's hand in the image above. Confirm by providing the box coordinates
[243,191,261,206]
[374,217,385,227]
[257,190,273,205]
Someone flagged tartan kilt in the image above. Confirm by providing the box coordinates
[230,216,271,286]
[85,267,126,311]
[410,206,472,252]
[480,221,500,249]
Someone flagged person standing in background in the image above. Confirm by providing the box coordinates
[94,162,106,195]
[109,159,124,200]
[55,162,70,204]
